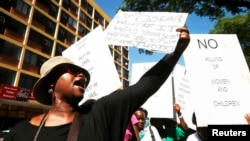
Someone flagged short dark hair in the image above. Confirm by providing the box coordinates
[137,107,148,117]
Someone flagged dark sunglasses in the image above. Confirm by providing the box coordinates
[67,65,87,86]
[53,65,86,78]
[47,65,87,89]
[67,65,82,76]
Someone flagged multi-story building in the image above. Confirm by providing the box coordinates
[0,0,129,129]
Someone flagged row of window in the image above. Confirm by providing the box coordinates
[0,0,130,90]
[0,39,129,88]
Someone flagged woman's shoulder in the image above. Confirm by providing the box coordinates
[8,118,32,133]
[29,113,47,126]
[186,132,200,141]
[14,119,30,127]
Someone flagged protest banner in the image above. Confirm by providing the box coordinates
[183,34,250,126]
[130,62,174,118]
[104,10,188,53]
[62,26,122,104]
[172,64,195,130]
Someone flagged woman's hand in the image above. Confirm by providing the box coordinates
[174,26,190,55]
[244,113,250,124]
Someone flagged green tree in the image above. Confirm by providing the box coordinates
[120,0,249,20]
[209,12,250,67]
[119,0,249,55]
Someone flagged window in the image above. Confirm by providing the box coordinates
[0,67,16,85]
[78,24,88,36]
[68,17,77,30]
[16,0,30,15]
[22,51,46,74]
[80,11,86,23]
[28,29,53,55]
[58,26,75,45]
[19,73,38,89]
[0,39,21,67]
[55,43,66,56]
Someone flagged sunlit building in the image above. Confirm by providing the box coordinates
[0,0,129,129]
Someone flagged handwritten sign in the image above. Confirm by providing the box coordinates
[62,26,122,105]
[172,64,195,130]
[183,34,250,126]
[104,11,188,53]
[130,62,174,118]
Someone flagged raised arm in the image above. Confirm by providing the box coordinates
[129,27,190,107]
[98,27,190,141]
[162,27,190,67]
[174,103,188,130]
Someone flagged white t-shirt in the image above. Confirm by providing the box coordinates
[186,132,203,141]
[140,125,162,141]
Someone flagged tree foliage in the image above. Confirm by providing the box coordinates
[120,0,250,20]
[120,0,250,64]
[209,12,250,67]
[120,0,250,55]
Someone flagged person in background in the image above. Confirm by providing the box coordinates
[162,103,188,141]
[186,113,207,141]
[4,26,190,141]
[134,108,162,141]
[124,114,140,141]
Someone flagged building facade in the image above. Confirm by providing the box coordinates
[0,0,129,130]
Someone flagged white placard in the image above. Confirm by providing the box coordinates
[62,26,122,104]
[172,64,195,130]
[104,11,188,53]
[130,62,174,118]
[183,34,250,126]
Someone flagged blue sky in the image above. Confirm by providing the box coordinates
[94,0,216,70]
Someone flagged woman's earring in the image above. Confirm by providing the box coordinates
[48,84,54,94]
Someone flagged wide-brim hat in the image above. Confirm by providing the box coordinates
[32,56,90,105]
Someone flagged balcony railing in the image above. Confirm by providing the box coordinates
[35,1,49,13]
[80,17,86,25]
[4,28,24,43]
[68,8,77,18]
[32,20,46,31]
[64,38,73,46]
[22,62,39,73]
[27,40,42,51]
[66,23,76,32]
[0,53,19,67]
[10,7,28,21]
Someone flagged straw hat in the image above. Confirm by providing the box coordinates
[32,56,90,105]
